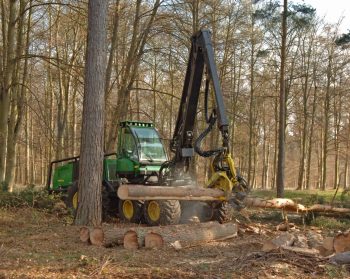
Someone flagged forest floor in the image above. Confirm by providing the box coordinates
[0,188,349,279]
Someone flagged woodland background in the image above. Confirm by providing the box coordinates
[1,0,350,192]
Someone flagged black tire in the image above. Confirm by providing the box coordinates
[65,183,114,221]
[143,200,181,226]
[65,183,79,216]
[102,190,117,221]
[213,202,234,224]
[118,199,144,223]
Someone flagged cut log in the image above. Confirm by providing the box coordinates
[279,245,319,256]
[79,227,90,243]
[124,230,139,250]
[79,225,139,247]
[322,237,334,252]
[318,237,334,257]
[90,227,104,246]
[276,222,295,232]
[244,197,350,217]
[90,221,237,250]
[308,204,350,214]
[333,230,350,253]
[152,221,237,250]
[271,232,296,247]
[117,185,226,201]
[244,197,307,212]
[145,232,164,249]
[262,240,278,252]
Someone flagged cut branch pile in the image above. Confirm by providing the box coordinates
[79,221,237,250]
[235,250,328,274]
[262,229,350,265]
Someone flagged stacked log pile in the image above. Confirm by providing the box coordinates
[80,221,238,250]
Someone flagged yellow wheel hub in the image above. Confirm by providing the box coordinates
[123,200,134,220]
[148,201,160,222]
[72,192,78,210]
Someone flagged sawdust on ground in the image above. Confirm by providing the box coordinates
[0,207,348,279]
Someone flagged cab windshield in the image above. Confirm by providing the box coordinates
[131,127,167,162]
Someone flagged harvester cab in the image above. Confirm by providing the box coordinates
[116,121,167,183]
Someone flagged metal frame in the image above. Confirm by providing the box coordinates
[46,152,117,193]
[170,29,230,167]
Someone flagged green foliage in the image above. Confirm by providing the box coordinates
[253,1,280,21]
[0,185,62,210]
[305,193,325,205]
[335,31,350,46]
[340,189,350,207]
[253,1,316,27]
[310,216,350,231]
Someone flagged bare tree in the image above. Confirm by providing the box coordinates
[75,0,108,226]
[276,0,287,198]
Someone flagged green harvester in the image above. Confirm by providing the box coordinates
[47,120,168,223]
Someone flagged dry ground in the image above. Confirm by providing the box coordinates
[0,207,349,279]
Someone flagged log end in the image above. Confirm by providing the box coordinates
[117,186,128,200]
[90,227,104,246]
[145,232,164,249]
[334,232,350,253]
[79,227,90,244]
[124,230,139,250]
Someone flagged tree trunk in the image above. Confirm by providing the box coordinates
[305,81,317,190]
[74,0,108,227]
[0,0,17,183]
[5,0,31,191]
[322,57,332,191]
[276,0,287,198]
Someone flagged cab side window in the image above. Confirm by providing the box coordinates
[121,128,137,159]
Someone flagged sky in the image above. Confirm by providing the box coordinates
[300,0,350,33]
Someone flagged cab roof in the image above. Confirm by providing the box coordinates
[119,121,154,128]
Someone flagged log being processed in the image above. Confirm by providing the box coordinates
[117,184,227,201]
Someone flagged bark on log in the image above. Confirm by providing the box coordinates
[79,225,143,247]
[308,204,350,214]
[79,227,90,243]
[244,197,307,212]
[118,185,226,201]
[86,222,237,249]
[129,221,238,250]
[244,197,350,216]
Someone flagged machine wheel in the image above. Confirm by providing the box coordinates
[66,183,79,215]
[65,183,114,221]
[144,200,181,226]
[118,199,144,223]
[213,202,233,224]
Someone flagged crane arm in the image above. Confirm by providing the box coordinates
[170,30,230,164]
[161,29,250,206]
